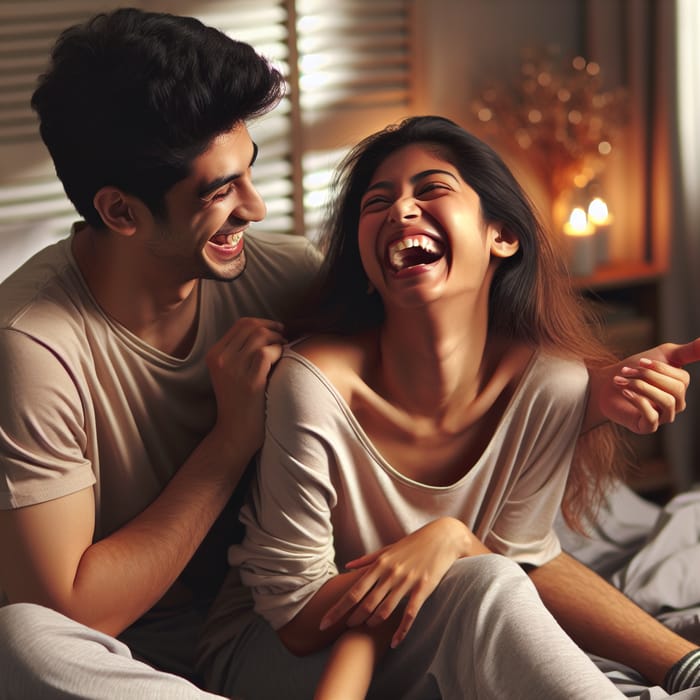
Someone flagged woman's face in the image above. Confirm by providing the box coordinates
[357,143,516,310]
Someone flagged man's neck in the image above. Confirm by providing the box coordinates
[71,224,201,357]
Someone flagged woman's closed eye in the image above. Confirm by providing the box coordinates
[361,183,452,213]
[416,182,451,197]
[361,194,392,211]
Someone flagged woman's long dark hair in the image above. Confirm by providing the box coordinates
[292,116,625,531]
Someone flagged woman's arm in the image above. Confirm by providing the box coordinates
[281,518,485,698]
[237,354,489,649]
[317,517,489,649]
[583,339,700,434]
[277,517,485,654]
[313,620,395,700]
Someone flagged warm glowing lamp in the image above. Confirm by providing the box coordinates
[563,207,596,277]
[587,197,613,264]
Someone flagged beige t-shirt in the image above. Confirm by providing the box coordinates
[228,348,589,630]
[0,229,319,603]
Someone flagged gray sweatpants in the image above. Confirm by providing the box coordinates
[0,556,625,699]
[201,555,624,699]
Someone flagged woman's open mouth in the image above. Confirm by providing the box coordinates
[386,234,445,272]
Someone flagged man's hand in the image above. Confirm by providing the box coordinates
[585,338,700,434]
[206,317,286,460]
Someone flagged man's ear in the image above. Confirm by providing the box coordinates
[93,186,144,236]
[490,225,520,259]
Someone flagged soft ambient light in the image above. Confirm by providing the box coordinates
[587,197,609,225]
[563,207,596,277]
[587,197,613,264]
[564,207,594,236]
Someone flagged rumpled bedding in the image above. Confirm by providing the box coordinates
[554,483,700,698]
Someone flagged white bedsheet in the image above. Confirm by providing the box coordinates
[555,483,700,698]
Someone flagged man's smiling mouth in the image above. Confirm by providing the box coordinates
[209,230,244,247]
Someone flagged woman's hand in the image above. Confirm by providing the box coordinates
[319,517,489,648]
[585,339,700,434]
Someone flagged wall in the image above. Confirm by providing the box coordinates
[411,0,700,489]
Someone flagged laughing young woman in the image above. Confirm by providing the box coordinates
[201,116,700,700]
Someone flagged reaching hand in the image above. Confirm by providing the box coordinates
[592,338,700,434]
[206,317,286,459]
[319,518,489,649]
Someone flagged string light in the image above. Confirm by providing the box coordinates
[470,46,628,199]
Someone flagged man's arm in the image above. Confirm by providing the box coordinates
[0,317,285,637]
[528,551,697,686]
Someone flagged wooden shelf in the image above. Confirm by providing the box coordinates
[572,261,664,291]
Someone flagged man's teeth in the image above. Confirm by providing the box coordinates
[211,231,243,247]
[387,235,444,270]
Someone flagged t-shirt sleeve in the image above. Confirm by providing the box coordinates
[0,329,94,509]
[228,354,339,630]
[484,356,589,566]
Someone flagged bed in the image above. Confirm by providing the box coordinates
[554,482,700,698]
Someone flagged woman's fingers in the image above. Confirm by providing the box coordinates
[391,583,431,648]
[614,359,692,430]
[319,569,379,630]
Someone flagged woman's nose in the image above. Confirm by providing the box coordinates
[388,196,419,222]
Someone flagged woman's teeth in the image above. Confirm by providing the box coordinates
[387,235,444,271]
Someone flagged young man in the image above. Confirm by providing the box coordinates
[0,8,319,698]
[0,7,699,700]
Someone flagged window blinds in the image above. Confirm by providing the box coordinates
[0,0,412,280]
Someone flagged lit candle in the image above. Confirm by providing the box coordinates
[563,207,596,277]
[587,197,613,265]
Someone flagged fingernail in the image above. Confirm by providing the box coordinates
[639,357,653,366]
[319,617,330,631]
[613,376,629,386]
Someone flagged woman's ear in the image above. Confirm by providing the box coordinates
[93,187,143,236]
[489,225,520,259]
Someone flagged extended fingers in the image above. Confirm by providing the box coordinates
[617,359,690,417]
[346,574,404,628]
[616,387,661,433]
[319,571,378,631]
[391,584,431,648]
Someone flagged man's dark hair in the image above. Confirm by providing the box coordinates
[31,8,285,227]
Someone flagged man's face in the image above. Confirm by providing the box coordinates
[142,124,266,283]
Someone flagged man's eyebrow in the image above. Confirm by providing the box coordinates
[197,141,259,199]
[363,168,458,195]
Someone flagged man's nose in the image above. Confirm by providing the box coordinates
[232,181,266,223]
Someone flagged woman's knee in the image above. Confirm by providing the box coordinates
[447,554,528,586]
[436,554,538,609]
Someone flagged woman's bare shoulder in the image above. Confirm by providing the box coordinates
[291,331,378,394]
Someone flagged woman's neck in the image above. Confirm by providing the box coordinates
[374,302,490,429]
